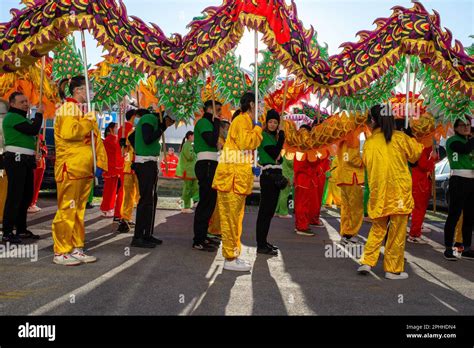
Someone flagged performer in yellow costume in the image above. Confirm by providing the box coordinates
[337,134,364,244]
[117,109,145,233]
[212,93,262,272]
[324,156,341,208]
[52,76,107,266]
[0,98,8,224]
[358,104,423,279]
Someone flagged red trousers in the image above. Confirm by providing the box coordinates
[100,176,123,218]
[31,166,45,206]
[310,173,326,224]
[295,184,319,231]
[410,179,431,238]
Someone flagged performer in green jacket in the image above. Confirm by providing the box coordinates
[176,131,198,213]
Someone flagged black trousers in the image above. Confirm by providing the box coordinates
[2,152,36,236]
[256,169,282,248]
[193,160,218,244]
[133,161,159,240]
[444,175,474,249]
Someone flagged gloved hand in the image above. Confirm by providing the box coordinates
[278,130,285,141]
[252,166,262,177]
[119,138,127,148]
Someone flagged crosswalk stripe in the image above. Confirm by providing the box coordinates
[355,232,474,300]
[29,253,150,315]
[320,218,382,281]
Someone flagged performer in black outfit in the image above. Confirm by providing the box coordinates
[255,109,286,255]
[192,100,223,252]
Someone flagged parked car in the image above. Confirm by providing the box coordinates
[433,157,450,208]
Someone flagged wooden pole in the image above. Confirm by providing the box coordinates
[254,30,259,167]
[404,55,411,129]
[36,56,46,167]
[81,30,98,185]
[209,67,218,120]
[281,74,289,115]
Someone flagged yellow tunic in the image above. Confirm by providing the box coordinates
[212,112,263,195]
[54,101,107,182]
[336,138,364,186]
[362,129,423,219]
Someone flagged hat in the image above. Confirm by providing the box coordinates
[266,109,280,124]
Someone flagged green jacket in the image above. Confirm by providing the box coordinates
[176,140,196,179]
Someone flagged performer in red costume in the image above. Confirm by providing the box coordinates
[310,152,330,227]
[28,133,48,213]
[100,122,124,219]
[293,124,323,236]
[408,144,438,243]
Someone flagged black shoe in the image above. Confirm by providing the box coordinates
[2,234,22,244]
[266,242,278,250]
[257,246,278,256]
[117,221,131,234]
[205,238,220,247]
[128,221,136,227]
[113,217,121,222]
[131,238,156,248]
[444,249,458,261]
[86,203,94,210]
[193,243,217,252]
[144,236,163,245]
[461,250,474,260]
[17,230,40,240]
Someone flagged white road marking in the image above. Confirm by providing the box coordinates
[29,253,150,315]
[322,218,381,281]
[430,294,459,313]
[356,234,474,300]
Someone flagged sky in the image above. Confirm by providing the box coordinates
[1,0,473,142]
[1,0,473,69]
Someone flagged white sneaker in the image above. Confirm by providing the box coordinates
[357,264,371,274]
[277,214,292,219]
[181,208,194,214]
[295,228,315,236]
[340,236,358,245]
[421,225,431,233]
[71,249,97,263]
[407,236,427,244]
[53,253,82,266]
[27,205,41,214]
[385,272,409,280]
[101,210,114,218]
[223,258,252,272]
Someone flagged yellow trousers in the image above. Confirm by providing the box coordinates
[340,184,363,237]
[325,181,341,206]
[208,204,221,236]
[0,173,7,223]
[360,214,408,273]
[52,174,93,254]
[121,173,139,222]
[217,191,246,259]
[455,212,463,244]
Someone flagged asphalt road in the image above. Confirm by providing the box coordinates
[0,197,473,316]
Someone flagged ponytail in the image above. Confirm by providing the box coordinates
[58,76,86,100]
[179,131,194,152]
[369,104,395,143]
